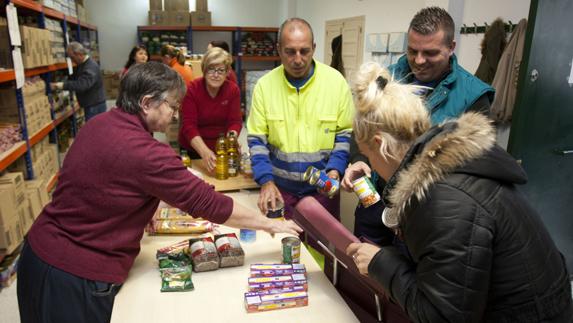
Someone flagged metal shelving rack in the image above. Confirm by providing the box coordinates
[0,0,98,190]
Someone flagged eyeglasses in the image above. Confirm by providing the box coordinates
[206,67,227,76]
[163,99,180,112]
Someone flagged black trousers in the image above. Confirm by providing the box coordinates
[17,241,122,323]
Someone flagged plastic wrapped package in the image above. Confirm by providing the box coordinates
[147,219,213,235]
[215,233,245,268]
[160,266,194,292]
[189,237,219,272]
[156,239,190,261]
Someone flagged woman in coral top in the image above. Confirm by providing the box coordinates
[161,44,193,86]
[179,47,242,173]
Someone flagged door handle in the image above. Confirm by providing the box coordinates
[554,149,573,156]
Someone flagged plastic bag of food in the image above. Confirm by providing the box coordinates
[147,219,213,235]
[189,237,219,272]
[156,239,190,261]
[215,233,245,268]
[160,266,194,292]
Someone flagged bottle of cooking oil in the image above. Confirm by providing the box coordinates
[227,132,239,177]
[181,150,192,168]
[215,133,228,180]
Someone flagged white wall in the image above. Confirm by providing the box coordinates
[85,0,285,71]
[295,0,424,64]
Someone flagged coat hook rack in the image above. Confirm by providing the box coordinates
[460,21,517,35]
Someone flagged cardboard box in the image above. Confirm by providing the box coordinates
[195,0,208,12]
[167,11,189,26]
[165,0,189,11]
[149,0,162,10]
[0,219,22,254]
[0,186,18,227]
[190,11,211,27]
[148,10,168,26]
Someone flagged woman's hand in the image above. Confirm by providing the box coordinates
[264,219,302,236]
[200,149,217,173]
[346,242,381,275]
[341,161,371,192]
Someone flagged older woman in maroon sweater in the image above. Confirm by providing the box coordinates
[179,47,242,172]
[17,62,300,323]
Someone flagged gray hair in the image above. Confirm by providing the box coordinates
[278,17,315,46]
[116,62,186,114]
[409,7,455,45]
[67,41,89,55]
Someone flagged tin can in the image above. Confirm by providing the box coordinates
[303,166,339,198]
[267,200,285,219]
[352,176,381,208]
[282,237,301,264]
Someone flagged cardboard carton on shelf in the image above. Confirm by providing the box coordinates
[148,10,168,26]
[0,219,22,255]
[190,11,211,27]
[166,11,189,26]
[165,0,189,12]
[0,185,18,227]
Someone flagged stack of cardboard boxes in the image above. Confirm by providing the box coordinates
[20,25,55,69]
[148,0,211,27]
[0,171,50,255]
[191,0,211,26]
[38,0,78,18]
[0,78,52,137]
[10,137,59,185]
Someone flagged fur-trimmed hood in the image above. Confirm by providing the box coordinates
[382,113,527,227]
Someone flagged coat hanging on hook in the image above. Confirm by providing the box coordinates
[475,18,507,84]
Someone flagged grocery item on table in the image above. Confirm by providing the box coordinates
[248,274,308,292]
[214,233,245,268]
[147,218,213,235]
[239,228,256,243]
[282,236,301,264]
[244,286,308,313]
[250,263,306,277]
[189,237,219,272]
[156,239,191,261]
[160,266,194,292]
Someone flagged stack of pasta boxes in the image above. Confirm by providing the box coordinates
[244,263,309,313]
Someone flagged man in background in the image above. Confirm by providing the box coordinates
[51,41,106,122]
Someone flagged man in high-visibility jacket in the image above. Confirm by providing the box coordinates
[247,17,353,222]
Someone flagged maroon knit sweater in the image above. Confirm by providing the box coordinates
[27,108,233,283]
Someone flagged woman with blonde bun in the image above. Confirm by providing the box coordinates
[345,62,572,322]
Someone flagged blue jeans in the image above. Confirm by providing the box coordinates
[84,102,107,122]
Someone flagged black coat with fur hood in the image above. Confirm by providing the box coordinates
[369,113,572,322]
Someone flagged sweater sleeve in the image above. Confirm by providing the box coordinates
[226,82,243,136]
[64,61,99,93]
[368,184,492,322]
[138,142,233,224]
[179,83,201,145]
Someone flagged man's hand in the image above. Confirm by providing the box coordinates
[258,181,283,215]
[49,82,64,91]
[346,242,381,275]
[341,161,371,192]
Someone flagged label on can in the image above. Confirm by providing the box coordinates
[352,176,381,208]
[304,166,339,198]
[282,237,301,264]
[303,166,319,182]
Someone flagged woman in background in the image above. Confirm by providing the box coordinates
[207,40,238,84]
[179,47,242,172]
[161,44,193,86]
[121,45,149,78]
[345,62,573,322]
